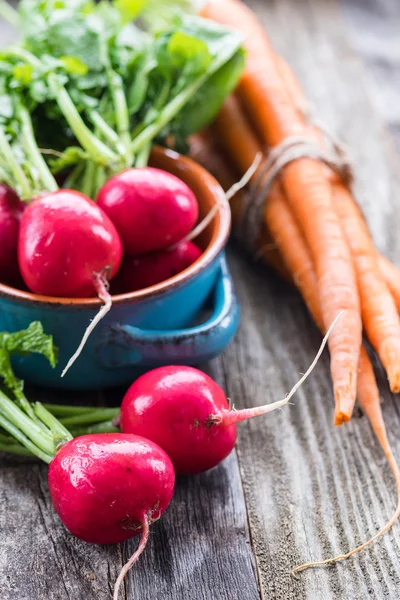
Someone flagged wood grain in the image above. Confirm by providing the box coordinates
[342,0,400,154]
[225,1,400,598]
[2,0,400,599]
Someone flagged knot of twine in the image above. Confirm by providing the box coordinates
[239,115,353,254]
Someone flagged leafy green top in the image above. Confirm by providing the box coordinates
[0,0,244,198]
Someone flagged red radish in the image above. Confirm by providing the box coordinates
[19,190,122,297]
[18,190,123,375]
[97,168,199,255]
[120,317,340,474]
[118,240,202,292]
[0,184,25,284]
[48,433,175,600]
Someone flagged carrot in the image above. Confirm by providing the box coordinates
[189,132,291,281]
[264,52,400,573]
[213,93,359,422]
[378,255,400,313]
[189,130,245,227]
[202,0,362,424]
[265,185,322,327]
[275,53,400,392]
[334,188,400,392]
[212,95,263,175]
[262,170,400,574]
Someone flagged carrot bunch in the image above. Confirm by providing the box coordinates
[189,0,400,572]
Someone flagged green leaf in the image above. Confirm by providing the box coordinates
[171,48,245,137]
[167,31,211,74]
[13,64,33,85]
[114,0,146,23]
[60,56,89,76]
[134,0,199,32]
[0,322,58,368]
[0,322,57,401]
[49,145,87,174]
[126,49,156,115]
[0,349,25,401]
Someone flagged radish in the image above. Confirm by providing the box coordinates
[0,184,25,285]
[0,338,173,600]
[97,167,199,255]
[48,433,175,600]
[120,317,340,474]
[117,240,202,292]
[18,190,123,375]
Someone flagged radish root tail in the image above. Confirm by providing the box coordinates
[182,152,262,245]
[293,412,400,574]
[113,516,150,600]
[61,273,112,377]
[224,311,343,426]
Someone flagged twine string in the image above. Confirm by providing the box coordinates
[239,132,353,254]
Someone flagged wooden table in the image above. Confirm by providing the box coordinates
[2,0,400,598]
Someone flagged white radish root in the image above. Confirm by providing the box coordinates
[182,152,262,244]
[61,273,112,377]
[113,517,150,600]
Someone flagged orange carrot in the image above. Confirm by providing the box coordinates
[265,185,322,328]
[189,132,291,281]
[189,130,245,227]
[334,188,400,392]
[378,255,400,313]
[202,0,362,424]
[269,48,400,576]
[213,93,359,422]
[275,53,400,392]
[213,95,263,175]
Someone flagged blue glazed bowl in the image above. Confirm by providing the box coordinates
[0,147,239,389]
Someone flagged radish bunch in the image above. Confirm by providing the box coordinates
[0,0,246,375]
[0,318,335,599]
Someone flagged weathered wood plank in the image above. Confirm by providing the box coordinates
[0,445,259,600]
[342,0,400,153]
[0,455,123,600]
[124,449,259,600]
[222,1,400,599]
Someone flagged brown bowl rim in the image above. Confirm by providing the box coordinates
[0,147,231,307]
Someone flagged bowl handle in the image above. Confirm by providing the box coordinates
[99,257,239,368]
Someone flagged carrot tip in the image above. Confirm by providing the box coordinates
[388,375,400,395]
[334,411,350,427]
[334,388,355,425]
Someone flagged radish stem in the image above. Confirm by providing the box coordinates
[34,403,73,444]
[69,420,120,437]
[0,441,32,456]
[135,142,151,168]
[47,74,119,166]
[18,105,58,192]
[89,111,122,151]
[60,408,120,427]
[43,405,96,417]
[0,389,55,455]
[0,127,32,199]
[0,411,53,463]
